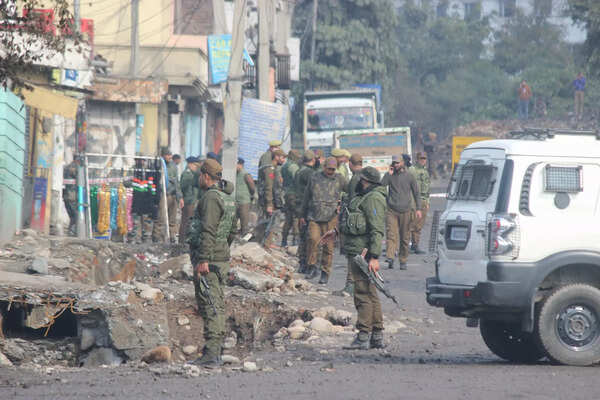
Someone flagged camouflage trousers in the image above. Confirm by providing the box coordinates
[193,261,230,357]
[297,223,308,269]
[128,213,154,243]
[281,194,298,245]
[349,255,383,333]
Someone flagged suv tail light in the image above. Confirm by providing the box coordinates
[487,213,519,257]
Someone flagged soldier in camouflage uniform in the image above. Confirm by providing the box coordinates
[281,149,300,247]
[332,148,350,181]
[188,159,236,367]
[63,157,80,236]
[257,148,286,248]
[235,158,256,237]
[409,151,430,254]
[300,157,346,284]
[179,156,201,242]
[314,149,325,171]
[258,139,282,169]
[294,150,316,273]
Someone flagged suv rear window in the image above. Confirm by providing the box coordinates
[447,160,498,201]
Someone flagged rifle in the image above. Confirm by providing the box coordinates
[199,276,217,315]
[261,209,283,246]
[352,250,400,306]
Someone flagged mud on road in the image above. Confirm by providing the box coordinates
[1,194,599,400]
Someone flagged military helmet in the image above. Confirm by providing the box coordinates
[360,166,381,184]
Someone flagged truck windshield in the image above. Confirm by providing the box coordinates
[307,107,374,131]
[447,160,498,201]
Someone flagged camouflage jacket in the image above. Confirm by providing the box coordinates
[164,159,182,200]
[258,164,284,209]
[188,181,236,264]
[302,171,346,222]
[342,185,387,258]
[180,167,199,206]
[281,160,300,196]
[294,165,314,216]
[409,164,431,204]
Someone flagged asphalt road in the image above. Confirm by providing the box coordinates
[2,191,600,399]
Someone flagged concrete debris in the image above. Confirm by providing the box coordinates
[0,351,13,367]
[289,319,305,328]
[80,328,96,351]
[134,282,164,302]
[141,346,172,364]
[286,246,298,256]
[176,316,190,326]
[28,257,48,275]
[386,320,407,334]
[223,331,237,349]
[308,317,335,334]
[288,326,306,340]
[81,347,123,367]
[221,355,241,364]
[158,254,193,280]
[183,364,201,377]
[229,267,283,292]
[182,345,198,356]
[231,243,274,265]
[312,307,354,327]
[243,361,258,372]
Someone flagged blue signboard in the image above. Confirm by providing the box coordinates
[238,98,288,179]
[208,34,254,85]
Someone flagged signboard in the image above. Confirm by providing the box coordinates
[238,98,288,179]
[336,127,411,158]
[451,136,492,168]
[51,68,93,89]
[207,34,254,85]
[363,156,392,176]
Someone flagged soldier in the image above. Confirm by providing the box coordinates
[158,147,183,243]
[294,150,316,273]
[382,155,422,270]
[179,156,201,241]
[188,159,236,367]
[129,158,158,244]
[409,151,430,254]
[333,153,364,296]
[63,157,81,236]
[259,139,282,169]
[332,148,350,181]
[281,149,301,247]
[235,158,256,237]
[257,148,286,248]
[300,157,345,284]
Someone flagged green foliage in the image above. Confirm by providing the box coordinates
[569,0,600,76]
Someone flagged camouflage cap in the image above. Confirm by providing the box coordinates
[269,139,282,147]
[302,150,315,162]
[272,149,286,158]
[416,151,427,159]
[360,166,381,184]
[331,148,344,157]
[325,156,338,169]
[288,149,301,161]
[201,158,223,178]
[349,153,363,164]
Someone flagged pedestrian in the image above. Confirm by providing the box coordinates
[382,154,421,270]
[294,150,316,273]
[321,166,387,349]
[188,159,236,367]
[63,157,81,236]
[179,156,201,241]
[518,80,532,120]
[259,139,282,169]
[574,72,586,121]
[300,156,346,284]
[333,153,364,296]
[281,149,301,247]
[257,148,286,248]
[235,158,256,237]
[409,152,430,254]
[159,147,183,243]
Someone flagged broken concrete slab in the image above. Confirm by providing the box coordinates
[80,347,123,367]
[27,257,48,275]
[229,267,283,292]
[158,254,193,280]
[0,351,12,367]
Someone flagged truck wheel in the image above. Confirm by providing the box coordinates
[480,319,545,363]
[536,284,600,366]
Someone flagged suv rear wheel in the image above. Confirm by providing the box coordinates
[536,284,600,366]
[480,319,545,363]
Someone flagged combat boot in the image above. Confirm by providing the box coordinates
[386,258,395,269]
[399,262,408,270]
[306,265,319,279]
[370,330,386,349]
[318,271,329,285]
[190,350,222,368]
[332,281,354,296]
[343,331,370,350]
[281,238,288,247]
[297,263,308,274]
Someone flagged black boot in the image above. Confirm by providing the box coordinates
[190,348,222,368]
[370,330,386,349]
[318,271,329,285]
[399,262,407,270]
[281,238,288,247]
[298,263,307,274]
[343,331,370,350]
[306,265,319,279]
[332,281,354,296]
[386,258,395,269]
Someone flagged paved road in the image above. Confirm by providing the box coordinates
[2,192,599,399]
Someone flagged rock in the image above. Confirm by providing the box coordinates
[386,320,407,334]
[273,328,287,339]
[285,360,293,367]
[221,355,241,364]
[0,352,13,367]
[81,347,123,367]
[27,257,48,275]
[141,346,171,364]
[182,345,198,356]
[158,254,193,280]
[229,267,283,292]
[287,326,306,340]
[330,310,353,327]
[223,331,237,349]
[2,340,25,361]
[49,258,70,270]
[286,246,298,256]
[231,242,275,265]
[312,306,335,320]
[177,316,190,326]
[80,328,96,351]
[135,282,164,302]
[309,317,334,334]
[289,319,305,328]
[183,364,201,377]
[243,361,258,372]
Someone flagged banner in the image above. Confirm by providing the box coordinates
[207,34,254,85]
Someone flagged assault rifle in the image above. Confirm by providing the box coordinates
[199,276,217,314]
[353,250,400,306]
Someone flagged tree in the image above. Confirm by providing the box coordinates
[569,0,600,76]
[0,0,78,91]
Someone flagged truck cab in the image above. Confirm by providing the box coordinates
[426,129,600,366]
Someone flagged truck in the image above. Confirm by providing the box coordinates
[426,129,600,366]
[303,89,380,154]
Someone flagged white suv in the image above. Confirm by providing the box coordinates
[426,129,600,366]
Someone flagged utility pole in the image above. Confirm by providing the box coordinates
[74,0,81,33]
[130,0,139,77]
[258,0,270,101]
[310,0,318,90]
[221,0,246,185]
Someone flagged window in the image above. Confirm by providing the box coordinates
[464,2,481,21]
[447,160,498,201]
[307,107,374,132]
[498,0,516,18]
[544,165,583,193]
[534,0,553,17]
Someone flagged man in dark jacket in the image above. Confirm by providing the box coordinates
[179,156,201,241]
[294,150,316,273]
[188,159,236,367]
[381,155,421,270]
[235,158,256,237]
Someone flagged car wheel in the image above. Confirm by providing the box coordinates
[480,319,545,363]
[536,284,600,366]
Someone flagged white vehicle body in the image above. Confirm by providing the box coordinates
[427,130,600,366]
